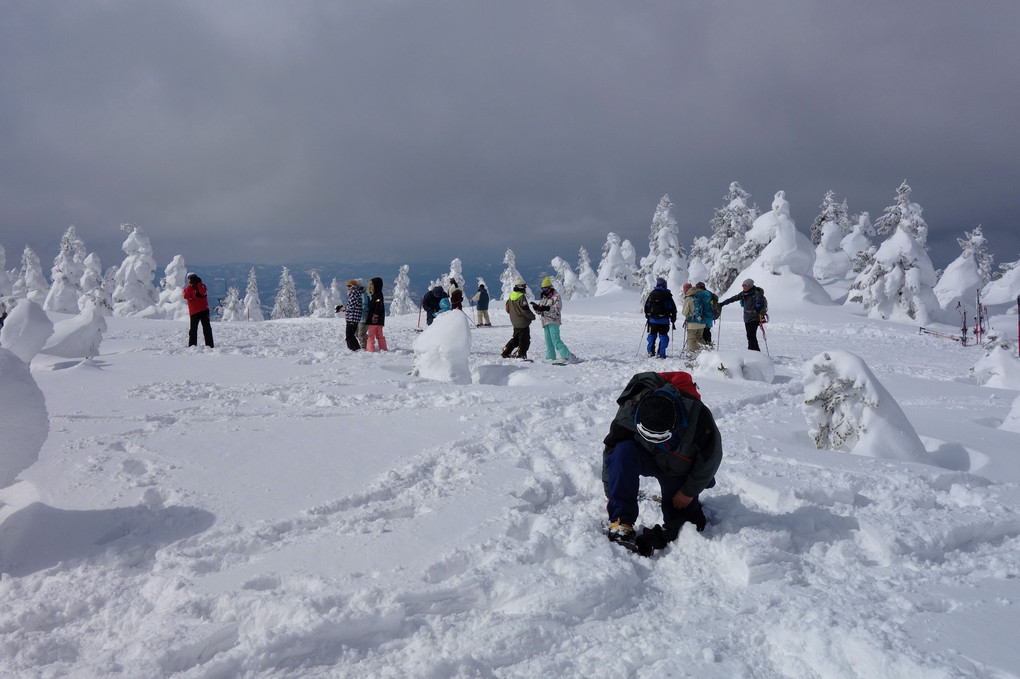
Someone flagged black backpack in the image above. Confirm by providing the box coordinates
[708,292,722,320]
[646,289,669,319]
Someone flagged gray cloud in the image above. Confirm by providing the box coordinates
[2,1,1018,275]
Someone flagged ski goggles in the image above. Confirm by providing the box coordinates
[635,421,673,443]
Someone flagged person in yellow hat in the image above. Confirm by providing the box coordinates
[531,276,578,363]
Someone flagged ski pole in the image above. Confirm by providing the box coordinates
[759,314,770,356]
[417,300,423,330]
[639,322,650,357]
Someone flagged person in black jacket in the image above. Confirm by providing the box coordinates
[602,371,722,555]
[365,277,387,352]
[421,285,449,326]
[643,278,677,358]
[718,278,767,351]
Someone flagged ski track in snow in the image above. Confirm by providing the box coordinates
[2,311,1019,678]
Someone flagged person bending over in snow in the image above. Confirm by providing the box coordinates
[602,371,722,556]
[183,273,214,348]
[501,277,535,359]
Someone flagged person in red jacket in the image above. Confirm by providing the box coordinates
[183,273,214,348]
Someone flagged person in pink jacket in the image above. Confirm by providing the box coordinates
[183,273,214,348]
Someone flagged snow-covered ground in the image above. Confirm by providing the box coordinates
[2,288,1020,678]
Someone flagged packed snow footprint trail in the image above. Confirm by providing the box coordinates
[3,304,1020,678]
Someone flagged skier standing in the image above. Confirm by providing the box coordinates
[183,273,214,348]
[471,283,491,327]
[602,371,722,555]
[643,277,677,358]
[501,277,535,359]
[364,277,388,352]
[718,279,767,351]
[335,280,363,351]
[531,276,577,363]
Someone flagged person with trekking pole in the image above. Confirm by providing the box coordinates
[718,279,767,352]
[643,277,677,359]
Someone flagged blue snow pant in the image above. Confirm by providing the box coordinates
[646,321,670,357]
[543,323,571,360]
[605,439,703,528]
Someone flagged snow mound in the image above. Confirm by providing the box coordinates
[412,311,472,384]
[802,350,928,463]
[971,345,1020,389]
[1002,395,1020,433]
[41,304,108,358]
[0,299,54,364]
[696,350,775,383]
[0,348,49,488]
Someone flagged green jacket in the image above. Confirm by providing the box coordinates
[601,372,722,498]
[506,290,536,328]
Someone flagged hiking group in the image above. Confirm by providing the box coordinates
[335,278,388,352]
[644,277,768,357]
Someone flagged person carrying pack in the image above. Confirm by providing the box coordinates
[696,282,720,345]
[602,371,723,556]
[718,278,767,351]
[643,278,677,358]
[682,283,715,355]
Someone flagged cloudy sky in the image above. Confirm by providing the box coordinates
[2,1,1018,275]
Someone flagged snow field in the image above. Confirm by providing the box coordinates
[1,296,1019,678]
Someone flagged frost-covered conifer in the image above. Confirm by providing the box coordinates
[112,225,159,317]
[14,246,50,305]
[809,191,851,246]
[271,267,300,319]
[500,249,523,300]
[220,287,245,321]
[551,256,586,300]
[841,212,875,273]
[706,182,759,294]
[44,226,87,313]
[812,193,854,281]
[308,271,333,318]
[934,226,994,312]
[802,350,926,462]
[390,265,416,316]
[78,253,112,314]
[157,255,190,320]
[846,183,940,324]
[619,239,639,289]
[447,259,465,290]
[595,233,631,295]
[638,195,689,301]
[0,245,12,296]
[576,247,596,297]
[244,268,264,321]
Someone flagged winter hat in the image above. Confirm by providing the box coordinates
[541,276,552,288]
[742,279,754,287]
[346,279,358,287]
[514,276,526,286]
[682,283,692,293]
[634,391,684,443]
[655,277,667,288]
[439,297,451,312]
[695,282,706,290]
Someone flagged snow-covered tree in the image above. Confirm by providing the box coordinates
[244,268,264,321]
[13,246,50,305]
[576,247,596,297]
[157,255,190,320]
[841,212,875,274]
[809,191,851,246]
[447,258,465,290]
[802,350,927,463]
[500,249,523,300]
[846,185,940,324]
[638,194,689,300]
[0,245,12,296]
[619,239,639,289]
[112,224,159,317]
[78,253,112,315]
[44,225,87,313]
[271,267,300,319]
[551,256,586,300]
[308,271,333,318]
[875,180,928,246]
[594,233,631,295]
[220,286,245,321]
[982,255,1020,308]
[934,226,994,312]
[706,182,759,294]
[390,264,416,316]
[329,278,345,315]
[687,236,711,285]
